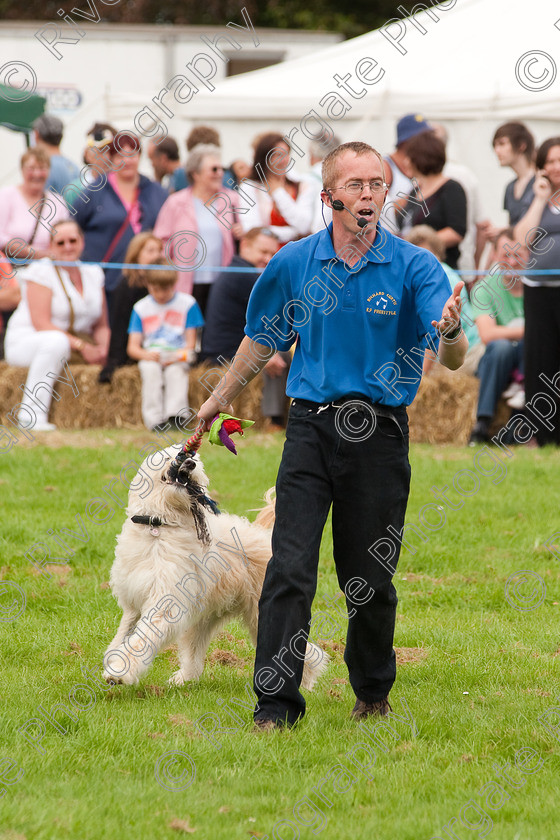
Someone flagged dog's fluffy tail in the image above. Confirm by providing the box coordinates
[254,487,276,529]
[301,642,330,690]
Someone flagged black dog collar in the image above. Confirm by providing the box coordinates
[130,515,163,527]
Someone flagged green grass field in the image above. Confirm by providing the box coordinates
[1,429,559,840]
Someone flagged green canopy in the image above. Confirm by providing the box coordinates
[0,84,46,133]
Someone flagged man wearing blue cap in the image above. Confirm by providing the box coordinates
[382,113,432,233]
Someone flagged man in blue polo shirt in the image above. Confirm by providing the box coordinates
[198,141,466,730]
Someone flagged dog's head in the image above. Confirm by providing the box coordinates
[127,446,214,536]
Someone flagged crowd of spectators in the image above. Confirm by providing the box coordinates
[1,111,559,445]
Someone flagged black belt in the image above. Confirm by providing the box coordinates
[291,396,405,423]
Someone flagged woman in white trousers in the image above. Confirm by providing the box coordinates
[5,221,110,430]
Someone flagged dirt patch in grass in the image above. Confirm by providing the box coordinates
[319,640,345,656]
[63,641,83,656]
[168,817,196,832]
[395,647,429,664]
[328,689,342,700]
[168,714,193,728]
[399,572,443,583]
[31,564,72,577]
[166,715,203,739]
[209,649,246,667]
[136,684,165,697]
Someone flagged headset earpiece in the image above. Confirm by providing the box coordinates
[328,191,345,212]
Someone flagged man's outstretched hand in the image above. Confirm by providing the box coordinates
[432,280,464,338]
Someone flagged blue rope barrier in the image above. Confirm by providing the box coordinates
[2,259,560,276]
[1,259,262,273]
[35,263,560,276]
[458,269,560,276]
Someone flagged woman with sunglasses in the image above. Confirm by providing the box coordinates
[154,143,241,314]
[4,220,110,431]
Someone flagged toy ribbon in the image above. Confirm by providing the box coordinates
[208,413,254,455]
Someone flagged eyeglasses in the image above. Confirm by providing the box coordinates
[53,238,79,246]
[331,180,387,194]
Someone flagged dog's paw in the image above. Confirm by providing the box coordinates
[103,655,139,685]
[168,670,187,687]
[110,670,138,686]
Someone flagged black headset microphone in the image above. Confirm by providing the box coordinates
[328,192,369,229]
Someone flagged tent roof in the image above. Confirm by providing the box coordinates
[0,84,45,133]
[186,0,560,121]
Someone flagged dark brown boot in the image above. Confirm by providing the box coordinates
[351,697,392,720]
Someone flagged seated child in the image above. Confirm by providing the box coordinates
[127,260,204,430]
[468,228,525,444]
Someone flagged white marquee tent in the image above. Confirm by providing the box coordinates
[184,0,560,222]
[189,0,560,120]
[2,0,559,223]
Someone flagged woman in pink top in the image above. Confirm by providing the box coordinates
[154,143,241,313]
[0,148,68,262]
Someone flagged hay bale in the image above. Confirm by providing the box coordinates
[2,358,509,442]
[0,362,26,421]
[53,365,144,429]
[408,368,479,445]
[0,362,143,430]
[0,361,268,430]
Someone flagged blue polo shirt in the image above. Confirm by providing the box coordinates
[244,225,451,407]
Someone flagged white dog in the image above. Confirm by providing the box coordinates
[103,445,328,690]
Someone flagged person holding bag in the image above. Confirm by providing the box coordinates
[73,132,167,323]
[0,148,68,340]
[4,221,109,431]
[0,148,68,263]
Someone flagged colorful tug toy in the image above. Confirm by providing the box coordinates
[165,412,254,485]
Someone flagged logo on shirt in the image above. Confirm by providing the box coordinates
[366,291,398,316]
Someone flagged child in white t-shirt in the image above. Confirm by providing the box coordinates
[127,262,204,430]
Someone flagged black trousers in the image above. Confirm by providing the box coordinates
[524,285,560,446]
[192,283,212,317]
[253,399,411,726]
